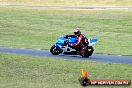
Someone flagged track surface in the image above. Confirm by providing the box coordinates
[31,6,132,10]
[0,47,132,64]
[2,5,132,10]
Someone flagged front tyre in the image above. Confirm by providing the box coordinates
[50,45,62,55]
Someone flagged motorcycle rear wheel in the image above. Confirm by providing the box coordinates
[80,46,94,57]
[87,46,94,56]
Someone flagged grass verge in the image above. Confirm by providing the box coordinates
[0,53,132,88]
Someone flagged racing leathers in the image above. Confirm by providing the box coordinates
[66,34,88,53]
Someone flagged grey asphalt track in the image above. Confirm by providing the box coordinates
[31,6,132,10]
[2,5,132,10]
[0,47,132,64]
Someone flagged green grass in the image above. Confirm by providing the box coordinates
[0,53,132,88]
[1,0,132,6]
[0,7,132,55]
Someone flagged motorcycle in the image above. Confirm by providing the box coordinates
[50,35,98,57]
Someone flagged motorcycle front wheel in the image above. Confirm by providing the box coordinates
[50,45,62,55]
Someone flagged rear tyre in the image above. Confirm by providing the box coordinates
[50,45,62,55]
[80,46,94,57]
[87,46,94,56]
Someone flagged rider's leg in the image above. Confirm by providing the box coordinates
[80,45,85,53]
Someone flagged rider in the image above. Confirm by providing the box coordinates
[66,27,89,53]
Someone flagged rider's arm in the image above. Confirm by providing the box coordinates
[72,35,82,46]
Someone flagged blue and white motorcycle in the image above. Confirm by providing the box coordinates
[50,35,98,57]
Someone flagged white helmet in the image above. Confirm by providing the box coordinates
[74,27,81,35]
